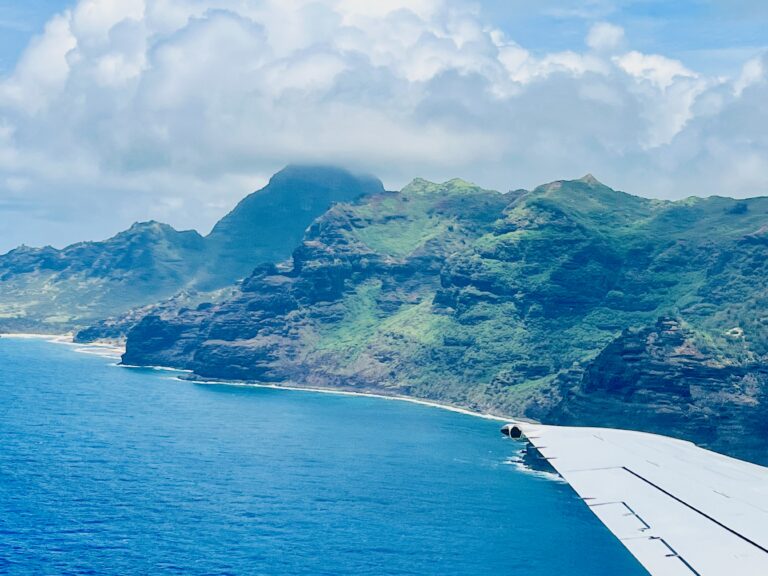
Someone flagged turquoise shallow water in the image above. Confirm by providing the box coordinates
[0,338,647,575]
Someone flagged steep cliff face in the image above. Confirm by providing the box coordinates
[74,286,238,344]
[124,179,517,406]
[545,317,768,464]
[1,165,381,333]
[123,175,768,465]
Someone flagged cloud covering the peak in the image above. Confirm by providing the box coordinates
[0,0,767,250]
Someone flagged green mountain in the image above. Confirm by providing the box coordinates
[0,222,207,331]
[6,165,768,464]
[203,165,385,287]
[0,166,382,332]
[122,175,768,465]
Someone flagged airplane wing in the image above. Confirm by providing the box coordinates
[503,422,768,576]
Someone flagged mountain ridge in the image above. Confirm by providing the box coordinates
[5,166,768,466]
[120,174,768,466]
[0,165,382,332]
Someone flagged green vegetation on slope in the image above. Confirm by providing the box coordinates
[123,173,768,464]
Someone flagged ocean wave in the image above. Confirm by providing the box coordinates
[503,453,566,483]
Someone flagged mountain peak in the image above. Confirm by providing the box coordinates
[203,164,385,288]
[122,221,180,238]
[128,220,164,231]
[445,177,478,188]
[402,177,491,196]
[269,164,383,193]
[577,173,603,186]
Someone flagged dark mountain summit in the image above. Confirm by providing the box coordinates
[203,165,384,287]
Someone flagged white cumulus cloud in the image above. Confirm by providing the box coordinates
[586,22,624,52]
[0,0,766,251]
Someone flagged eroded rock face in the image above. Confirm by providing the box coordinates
[74,287,239,344]
[547,317,768,464]
[124,179,513,403]
[123,175,768,465]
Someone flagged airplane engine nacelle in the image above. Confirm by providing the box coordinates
[500,424,524,439]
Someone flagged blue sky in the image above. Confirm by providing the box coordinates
[0,1,72,72]
[4,1,765,74]
[479,0,768,72]
[0,0,766,250]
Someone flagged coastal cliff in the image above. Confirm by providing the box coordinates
[6,163,768,465]
[546,317,768,464]
[124,178,514,400]
[122,174,768,464]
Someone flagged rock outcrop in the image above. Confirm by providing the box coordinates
[546,317,768,464]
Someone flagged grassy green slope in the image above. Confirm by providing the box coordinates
[287,175,768,414]
[287,178,515,403]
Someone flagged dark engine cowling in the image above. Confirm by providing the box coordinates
[500,424,524,439]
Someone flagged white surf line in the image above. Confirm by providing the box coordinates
[508,421,768,576]
[73,347,124,358]
[121,363,194,373]
[1,332,73,342]
[4,333,514,423]
[182,377,514,422]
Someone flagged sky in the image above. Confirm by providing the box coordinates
[0,0,766,251]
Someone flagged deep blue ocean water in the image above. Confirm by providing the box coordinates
[0,338,648,575]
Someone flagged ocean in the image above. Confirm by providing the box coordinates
[0,337,647,575]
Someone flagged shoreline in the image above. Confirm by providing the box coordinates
[2,332,516,423]
[1,333,126,357]
[184,377,518,423]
